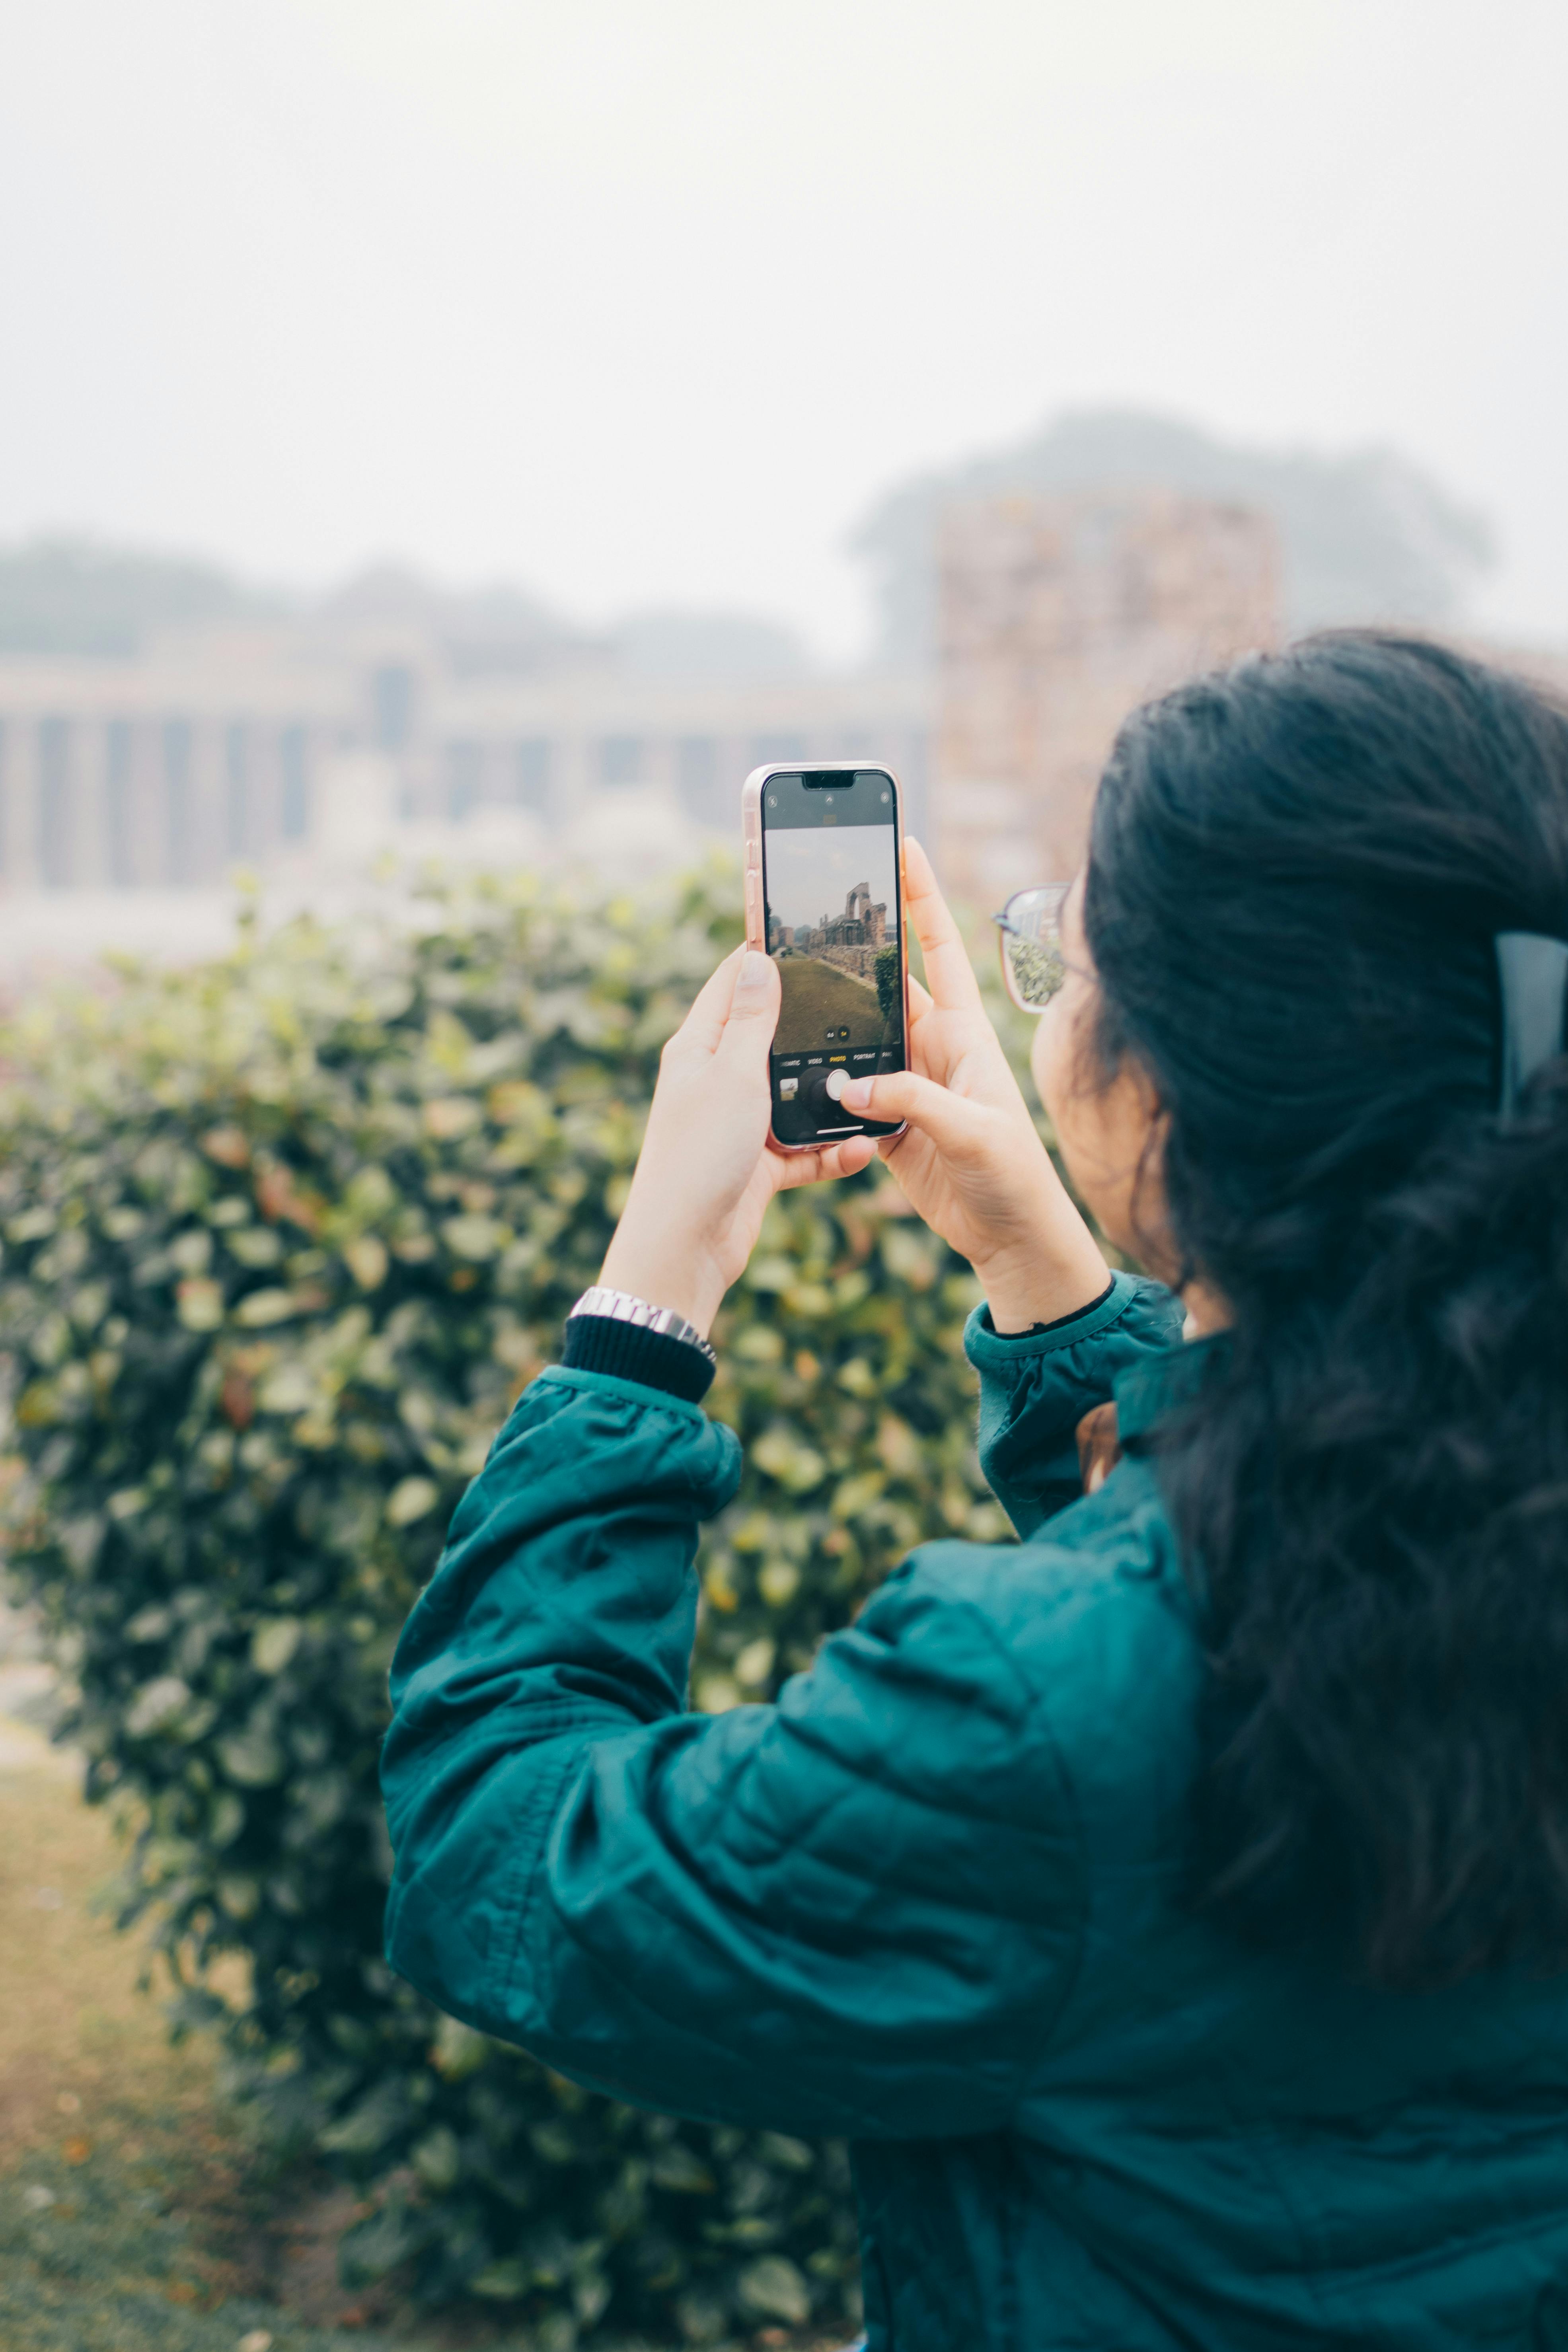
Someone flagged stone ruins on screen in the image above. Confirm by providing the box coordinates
[769,881,889,981]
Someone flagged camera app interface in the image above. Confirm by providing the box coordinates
[760,769,904,1144]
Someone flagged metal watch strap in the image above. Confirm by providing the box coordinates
[567,1285,718,1368]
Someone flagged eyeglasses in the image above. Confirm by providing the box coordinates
[992,885,1073,1014]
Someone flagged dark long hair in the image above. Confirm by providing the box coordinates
[1084,632,1568,1986]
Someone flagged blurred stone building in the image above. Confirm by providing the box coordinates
[773,880,890,979]
[0,597,930,895]
[933,489,1281,910]
[0,635,342,890]
[4,426,1565,941]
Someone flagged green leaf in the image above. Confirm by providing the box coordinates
[386,1475,440,1528]
[177,1278,225,1331]
[468,2258,527,2300]
[757,1559,801,1608]
[752,1429,828,1493]
[734,1637,775,1690]
[340,2196,433,2284]
[30,1310,72,1367]
[7,1207,56,1242]
[573,2265,612,2328]
[343,1234,389,1291]
[429,2015,489,2081]
[649,2142,716,2194]
[170,1229,214,1275]
[675,2286,731,2344]
[216,1723,286,1788]
[125,1674,193,1739]
[745,1256,794,1291]
[234,1286,299,1327]
[693,1672,741,1715]
[737,2253,812,2325]
[412,2124,462,2193]
[423,1096,481,1140]
[317,2076,410,2157]
[440,1213,508,1262]
[227,1226,284,1268]
[208,1791,245,1848]
[250,1616,303,1676]
[531,2120,579,2165]
[257,1363,316,1415]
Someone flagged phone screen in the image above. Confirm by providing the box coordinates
[760,767,906,1145]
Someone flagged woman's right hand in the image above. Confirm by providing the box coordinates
[840,840,1111,1332]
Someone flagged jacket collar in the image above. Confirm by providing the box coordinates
[1112,1329,1231,1450]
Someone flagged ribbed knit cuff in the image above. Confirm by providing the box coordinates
[976,1275,1116,1340]
[561,1313,717,1404]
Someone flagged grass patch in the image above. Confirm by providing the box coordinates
[773,958,884,1055]
[0,1727,376,2348]
[0,1708,857,2352]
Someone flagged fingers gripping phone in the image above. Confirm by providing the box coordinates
[742,762,910,1151]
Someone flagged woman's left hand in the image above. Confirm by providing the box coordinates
[598,947,875,1337]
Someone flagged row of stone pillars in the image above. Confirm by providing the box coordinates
[0,711,322,889]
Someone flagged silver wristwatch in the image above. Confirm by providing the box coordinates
[568,1285,718,1369]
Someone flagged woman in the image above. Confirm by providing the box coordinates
[382,634,1568,2347]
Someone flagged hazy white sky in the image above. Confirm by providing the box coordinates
[765,823,898,938]
[2,0,1564,658]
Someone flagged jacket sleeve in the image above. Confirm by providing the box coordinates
[965,1271,1185,1539]
[381,1364,1085,2142]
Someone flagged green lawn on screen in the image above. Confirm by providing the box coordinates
[773,956,884,1054]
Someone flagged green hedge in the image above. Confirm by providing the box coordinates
[0,867,1016,2347]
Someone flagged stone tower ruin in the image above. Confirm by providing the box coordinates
[933,488,1281,912]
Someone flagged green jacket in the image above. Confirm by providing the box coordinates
[382,1271,1568,2348]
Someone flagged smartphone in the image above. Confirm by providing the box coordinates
[742,761,910,1152]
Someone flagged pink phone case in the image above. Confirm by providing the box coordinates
[742,761,910,1152]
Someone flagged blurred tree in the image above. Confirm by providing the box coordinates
[0,537,275,657]
[854,405,1494,670]
[875,941,901,1020]
[0,864,1028,2344]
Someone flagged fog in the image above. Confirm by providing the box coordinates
[2,0,1566,659]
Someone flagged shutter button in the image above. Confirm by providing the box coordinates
[801,1065,857,1120]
